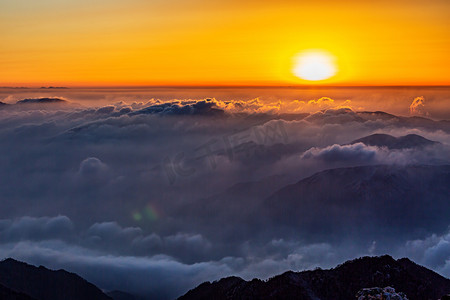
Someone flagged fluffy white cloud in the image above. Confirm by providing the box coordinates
[402,229,450,277]
[302,143,378,162]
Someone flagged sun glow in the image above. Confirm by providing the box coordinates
[1,0,449,86]
[293,51,337,81]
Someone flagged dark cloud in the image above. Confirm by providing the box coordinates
[0,216,74,242]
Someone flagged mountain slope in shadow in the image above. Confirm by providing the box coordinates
[262,164,450,242]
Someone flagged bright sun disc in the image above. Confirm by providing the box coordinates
[293,51,337,81]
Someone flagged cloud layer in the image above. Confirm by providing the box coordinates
[0,89,449,299]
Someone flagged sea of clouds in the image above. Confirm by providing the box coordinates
[0,87,449,299]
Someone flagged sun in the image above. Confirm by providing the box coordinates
[293,51,337,81]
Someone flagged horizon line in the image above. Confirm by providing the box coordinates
[1,84,450,89]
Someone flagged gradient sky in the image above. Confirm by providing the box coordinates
[1,0,449,86]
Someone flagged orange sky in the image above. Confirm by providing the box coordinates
[1,0,449,86]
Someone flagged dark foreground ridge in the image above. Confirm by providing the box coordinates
[0,258,111,300]
[179,255,450,300]
[0,282,36,300]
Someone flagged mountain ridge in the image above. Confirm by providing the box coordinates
[179,255,450,300]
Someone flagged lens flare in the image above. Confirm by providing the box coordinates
[132,204,160,222]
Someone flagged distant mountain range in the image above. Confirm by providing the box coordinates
[16,98,67,104]
[349,133,439,149]
[179,255,450,300]
[355,111,450,132]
